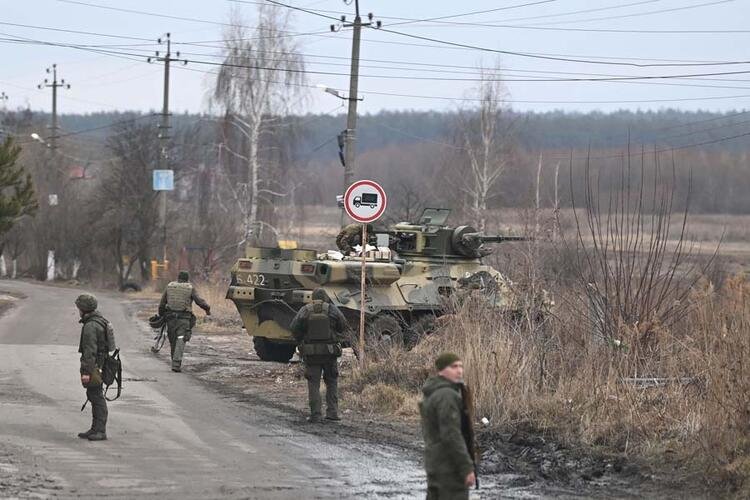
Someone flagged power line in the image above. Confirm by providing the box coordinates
[10,34,750,87]
[0,21,154,41]
[382,1,560,27]
[17,7,748,67]
[262,0,750,67]
[375,26,750,68]
[528,0,737,27]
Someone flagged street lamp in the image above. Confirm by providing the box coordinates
[30,133,51,147]
[316,83,346,101]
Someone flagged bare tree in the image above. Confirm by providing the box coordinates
[98,122,161,286]
[456,65,513,231]
[566,148,712,372]
[212,5,307,250]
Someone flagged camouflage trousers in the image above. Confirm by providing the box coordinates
[86,384,107,433]
[426,484,468,500]
[304,359,339,419]
[167,316,192,370]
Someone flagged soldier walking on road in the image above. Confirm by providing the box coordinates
[289,288,348,423]
[76,294,110,442]
[158,271,211,372]
[420,353,477,500]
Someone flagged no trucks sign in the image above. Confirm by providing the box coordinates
[344,180,387,223]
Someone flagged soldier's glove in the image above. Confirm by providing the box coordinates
[205,307,211,316]
[183,332,192,342]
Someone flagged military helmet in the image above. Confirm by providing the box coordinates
[311,288,329,302]
[75,293,98,313]
[178,270,190,282]
[148,314,166,329]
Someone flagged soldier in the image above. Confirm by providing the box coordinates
[335,223,374,255]
[76,293,109,441]
[289,288,348,423]
[420,353,477,499]
[158,270,211,372]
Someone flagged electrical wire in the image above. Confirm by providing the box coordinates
[375,26,750,68]
[10,34,750,87]
[526,0,736,27]
[7,33,750,106]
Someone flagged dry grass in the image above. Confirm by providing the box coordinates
[349,276,750,492]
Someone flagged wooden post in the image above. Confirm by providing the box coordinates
[359,223,367,364]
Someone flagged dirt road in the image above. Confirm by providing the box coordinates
[1,281,703,499]
[0,281,429,499]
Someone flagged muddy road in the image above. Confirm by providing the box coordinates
[0,281,702,499]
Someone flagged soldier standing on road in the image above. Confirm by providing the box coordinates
[420,353,477,500]
[158,270,211,372]
[289,288,348,423]
[76,293,109,442]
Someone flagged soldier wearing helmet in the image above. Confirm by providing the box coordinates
[158,270,211,372]
[336,223,375,256]
[289,288,349,423]
[75,293,109,441]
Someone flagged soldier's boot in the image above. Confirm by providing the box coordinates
[77,429,94,439]
[172,336,185,372]
[87,432,107,441]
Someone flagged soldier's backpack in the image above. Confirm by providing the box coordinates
[90,317,122,402]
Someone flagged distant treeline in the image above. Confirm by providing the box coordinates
[23,108,750,159]
[6,108,750,214]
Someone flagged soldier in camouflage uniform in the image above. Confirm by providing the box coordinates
[76,294,109,441]
[158,270,211,372]
[289,288,348,423]
[420,353,476,499]
[335,223,374,255]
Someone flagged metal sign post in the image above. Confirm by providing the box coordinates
[343,180,387,364]
[359,222,368,363]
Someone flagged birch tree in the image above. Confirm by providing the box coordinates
[458,66,513,232]
[212,5,306,249]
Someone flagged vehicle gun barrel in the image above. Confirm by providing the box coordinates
[463,233,531,244]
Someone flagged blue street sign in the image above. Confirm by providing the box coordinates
[153,170,174,191]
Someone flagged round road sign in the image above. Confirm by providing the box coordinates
[344,180,387,223]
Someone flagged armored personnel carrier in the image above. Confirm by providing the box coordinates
[227,208,534,362]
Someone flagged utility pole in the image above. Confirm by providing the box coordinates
[38,64,71,152]
[37,65,70,281]
[332,1,381,226]
[148,34,186,272]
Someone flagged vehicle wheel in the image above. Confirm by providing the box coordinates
[253,337,296,362]
[405,314,437,349]
[358,315,404,357]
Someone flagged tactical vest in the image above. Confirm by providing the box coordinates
[166,281,193,312]
[306,301,334,343]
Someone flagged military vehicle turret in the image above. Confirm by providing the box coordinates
[227,208,538,362]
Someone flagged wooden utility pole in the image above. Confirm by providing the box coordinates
[37,64,70,281]
[332,1,381,226]
[148,33,186,269]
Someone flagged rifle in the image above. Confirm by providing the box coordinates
[151,323,167,353]
[459,383,480,490]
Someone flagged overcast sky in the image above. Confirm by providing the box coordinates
[2,0,749,116]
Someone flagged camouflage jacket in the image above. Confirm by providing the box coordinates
[289,302,348,344]
[78,311,106,377]
[158,283,210,316]
[419,376,474,490]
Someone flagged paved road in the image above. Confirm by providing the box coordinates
[0,281,426,499]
